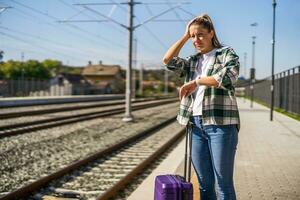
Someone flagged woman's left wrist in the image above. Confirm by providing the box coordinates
[194,78,201,87]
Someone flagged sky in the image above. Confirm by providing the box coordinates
[0,0,299,79]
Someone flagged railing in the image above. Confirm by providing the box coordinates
[0,78,112,97]
[241,66,300,116]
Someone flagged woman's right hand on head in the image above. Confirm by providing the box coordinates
[183,17,198,39]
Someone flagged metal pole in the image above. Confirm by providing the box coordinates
[132,38,137,100]
[244,52,247,102]
[244,52,247,79]
[270,0,276,121]
[123,0,134,122]
[72,2,184,122]
[139,63,143,96]
[21,52,25,96]
[250,36,256,108]
[164,68,168,95]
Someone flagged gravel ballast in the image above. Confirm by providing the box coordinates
[0,102,179,193]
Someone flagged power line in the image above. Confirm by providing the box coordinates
[6,0,131,65]
[10,0,126,49]
[144,3,154,16]
[165,0,185,26]
[177,7,195,17]
[10,6,119,49]
[1,44,64,59]
[9,7,127,60]
[0,31,87,62]
[108,0,169,52]
[73,1,186,122]
[0,24,127,65]
[0,26,98,59]
[58,0,127,35]
[0,6,12,13]
[139,24,168,49]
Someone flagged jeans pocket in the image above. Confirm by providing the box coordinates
[203,124,237,137]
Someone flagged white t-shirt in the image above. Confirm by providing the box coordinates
[192,48,217,116]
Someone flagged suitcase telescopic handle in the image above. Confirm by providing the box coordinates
[183,122,192,182]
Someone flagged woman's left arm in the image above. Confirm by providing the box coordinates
[178,48,239,100]
[211,48,240,90]
[179,77,218,100]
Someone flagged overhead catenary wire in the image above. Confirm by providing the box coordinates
[108,0,170,49]
[76,0,186,61]
[164,0,186,27]
[9,8,123,51]
[0,26,101,59]
[0,22,127,65]
[1,44,61,59]
[0,31,87,62]
[4,0,192,67]
[177,7,195,17]
[74,0,183,121]
[75,1,175,51]
[108,0,169,51]
[4,1,129,65]
[10,6,121,49]
[10,0,126,49]
[58,0,127,35]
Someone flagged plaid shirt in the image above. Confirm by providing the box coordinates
[165,46,240,130]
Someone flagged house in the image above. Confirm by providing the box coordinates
[50,73,90,95]
[142,80,162,90]
[82,61,124,93]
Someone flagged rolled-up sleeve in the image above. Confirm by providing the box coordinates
[212,48,240,90]
[165,56,190,78]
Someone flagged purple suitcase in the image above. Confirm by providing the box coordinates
[154,175,193,200]
[154,124,193,200]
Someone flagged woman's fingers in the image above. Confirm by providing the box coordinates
[179,85,189,100]
[184,17,197,38]
[179,87,184,100]
[179,80,197,100]
[179,86,185,100]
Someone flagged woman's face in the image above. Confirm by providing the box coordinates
[189,24,214,53]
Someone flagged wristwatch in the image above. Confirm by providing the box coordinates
[195,78,201,87]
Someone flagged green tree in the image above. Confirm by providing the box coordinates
[25,60,51,79]
[0,50,3,61]
[0,62,4,78]
[0,60,51,79]
[1,60,22,79]
[42,59,62,75]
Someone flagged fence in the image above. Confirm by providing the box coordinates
[242,66,300,116]
[0,78,112,97]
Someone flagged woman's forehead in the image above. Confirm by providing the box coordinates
[189,24,209,33]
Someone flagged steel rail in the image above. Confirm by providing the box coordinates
[0,97,172,119]
[0,95,125,109]
[97,124,184,200]
[0,116,178,200]
[0,99,178,138]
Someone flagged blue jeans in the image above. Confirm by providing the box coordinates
[190,116,238,200]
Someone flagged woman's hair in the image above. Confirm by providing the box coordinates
[190,14,222,48]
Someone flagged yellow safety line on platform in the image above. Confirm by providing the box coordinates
[191,172,200,200]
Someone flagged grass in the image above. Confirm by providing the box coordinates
[241,96,300,121]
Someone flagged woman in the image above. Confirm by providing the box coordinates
[163,14,240,200]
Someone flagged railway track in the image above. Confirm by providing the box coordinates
[0,97,170,119]
[0,94,125,108]
[0,98,177,138]
[0,117,185,200]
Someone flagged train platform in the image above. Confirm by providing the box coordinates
[127,98,300,200]
[0,94,124,107]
